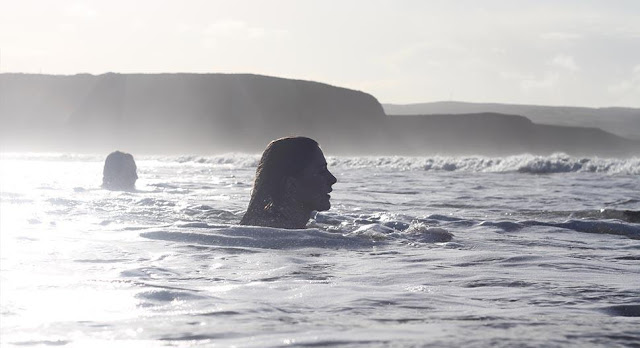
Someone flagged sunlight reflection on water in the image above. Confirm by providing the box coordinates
[1,154,639,347]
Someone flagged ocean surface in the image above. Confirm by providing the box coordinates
[1,152,639,347]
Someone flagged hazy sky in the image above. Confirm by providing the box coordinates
[1,0,639,107]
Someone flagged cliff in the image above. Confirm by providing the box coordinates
[384,113,640,157]
[1,73,638,156]
[0,73,387,153]
[383,101,640,141]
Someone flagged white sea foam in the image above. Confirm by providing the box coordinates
[326,153,640,175]
[3,152,638,174]
[154,153,640,175]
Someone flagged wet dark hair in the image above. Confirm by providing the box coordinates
[102,150,138,190]
[242,136,319,220]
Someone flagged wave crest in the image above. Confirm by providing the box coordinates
[4,152,638,174]
[327,153,640,175]
[157,153,640,174]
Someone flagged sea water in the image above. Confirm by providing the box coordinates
[1,152,639,347]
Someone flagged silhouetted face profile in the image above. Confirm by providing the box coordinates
[294,146,335,212]
[102,151,138,191]
[240,136,337,229]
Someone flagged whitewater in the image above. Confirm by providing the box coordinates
[1,152,639,347]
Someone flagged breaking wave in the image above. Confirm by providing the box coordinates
[157,153,639,175]
[4,152,638,174]
[327,153,640,174]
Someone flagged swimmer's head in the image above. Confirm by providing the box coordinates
[242,136,337,228]
[102,151,138,191]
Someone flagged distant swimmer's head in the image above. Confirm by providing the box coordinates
[102,151,138,191]
[241,136,337,229]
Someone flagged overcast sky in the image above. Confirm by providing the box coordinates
[1,0,639,107]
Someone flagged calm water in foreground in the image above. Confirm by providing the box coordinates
[1,153,639,347]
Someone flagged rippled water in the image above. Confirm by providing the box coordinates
[1,153,639,347]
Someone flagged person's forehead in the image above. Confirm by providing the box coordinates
[307,148,326,166]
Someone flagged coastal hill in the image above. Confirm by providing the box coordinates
[384,101,640,141]
[0,73,388,154]
[383,113,638,157]
[1,73,638,156]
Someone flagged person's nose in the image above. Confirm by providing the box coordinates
[327,171,337,186]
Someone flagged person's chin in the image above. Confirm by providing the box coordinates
[316,198,331,211]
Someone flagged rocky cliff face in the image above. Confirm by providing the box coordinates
[0,73,387,153]
[1,73,638,156]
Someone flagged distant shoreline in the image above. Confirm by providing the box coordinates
[383,101,640,141]
[1,73,638,157]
